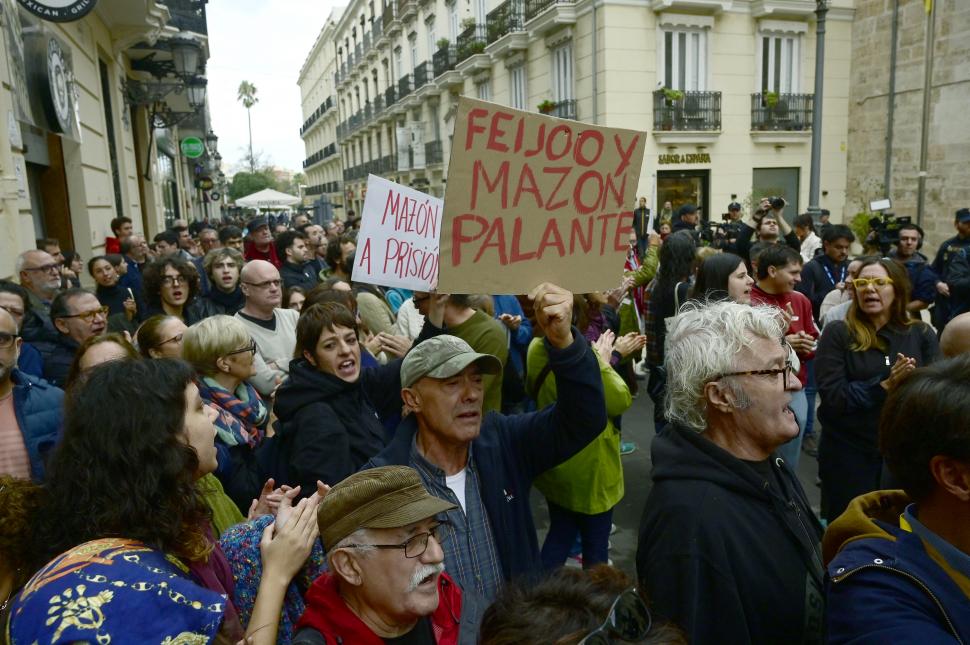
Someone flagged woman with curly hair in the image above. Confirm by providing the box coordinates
[142,256,205,324]
[0,476,45,627]
[13,359,319,645]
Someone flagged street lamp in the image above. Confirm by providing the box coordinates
[170,38,202,78]
[205,129,219,152]
[185,77,207,110]
[807,0,828,217]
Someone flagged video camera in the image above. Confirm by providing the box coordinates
[700,217,744,250]
[868,211,912,254]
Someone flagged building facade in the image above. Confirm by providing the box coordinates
[844,0,969,252]
[299,0,855,224]
[0,0,220,279]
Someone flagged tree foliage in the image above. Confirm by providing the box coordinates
[228,170,275,202]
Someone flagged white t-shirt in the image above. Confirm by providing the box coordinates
[445,468,467,514]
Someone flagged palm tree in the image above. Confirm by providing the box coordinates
[237,80,258,173]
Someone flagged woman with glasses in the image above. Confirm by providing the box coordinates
[182,315,272,512]
[142,257,205,324]
[815,257,939,521]
[135,314,188,359]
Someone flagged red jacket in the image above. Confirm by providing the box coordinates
[105,236,121,254]
[751,285,818,385]
[244,241,281,268]
[296,571,464,644]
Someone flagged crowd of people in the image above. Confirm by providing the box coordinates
[0,198,969,643]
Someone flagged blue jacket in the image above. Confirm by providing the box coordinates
[17,342,44,379]
[365,329,606,584]
[10,369,64,481]
[492,295,532,377]
[824,491,970,643]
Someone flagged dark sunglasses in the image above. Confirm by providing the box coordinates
[577,588,652,645]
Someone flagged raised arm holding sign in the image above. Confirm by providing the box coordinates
[438,98,648,294]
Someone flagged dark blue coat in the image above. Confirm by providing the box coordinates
[33,335,79,389]
[365,330,606,583]
[10,369,64,481]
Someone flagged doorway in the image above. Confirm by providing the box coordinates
[657,169,710,223]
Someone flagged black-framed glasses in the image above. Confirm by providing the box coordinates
[226,340,257,357]
[0,332,20,349]
[61,306,109,323]
[243,279,282,289]
[161,275,186,287]
[23,263,62,274]
[155,333,184,348]
[577,588,652,645]
[341,523,448,558]
[711,359,795,389]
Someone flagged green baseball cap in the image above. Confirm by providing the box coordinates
[400,335,502,388]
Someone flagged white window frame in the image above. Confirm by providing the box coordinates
[658,28,708,91]
[476,80,491,101]
[409,33,418,73]
[758,31,802,94]
[448,1,459,40]
[427,18,436,61]
[509,65,527,110]
[394,47,404,80]
[550,42,573,103]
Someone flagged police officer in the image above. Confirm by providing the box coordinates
[931,208,970,331]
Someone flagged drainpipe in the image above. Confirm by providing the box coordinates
[884,0,899,196]
[591,0,598,124]
[916,0,936,227]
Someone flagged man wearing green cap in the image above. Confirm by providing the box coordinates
[366,282,607,603]
[295,465,485,643]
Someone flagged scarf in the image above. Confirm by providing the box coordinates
[196,377,267,448]
[625,246,647,323]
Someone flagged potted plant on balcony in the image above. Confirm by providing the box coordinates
[468,41,486,55]
[538,99,556,115]
[461,17,477,30]
[436,37,450,51]
[662,87,684,105]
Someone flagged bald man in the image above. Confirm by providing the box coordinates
[235,260,299,395]
[939,311,970,358]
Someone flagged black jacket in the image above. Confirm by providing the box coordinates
[196,287,245,318]
[32,334,79,388]
[637,425,825,645]
[797,254,849,321]
[280,261,319,291]
[735,222,801,265]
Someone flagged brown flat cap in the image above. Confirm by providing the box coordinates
[318,465,457,551]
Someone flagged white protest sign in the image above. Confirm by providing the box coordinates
[351,174,441,291]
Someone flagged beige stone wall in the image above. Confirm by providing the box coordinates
[845,0,970,252]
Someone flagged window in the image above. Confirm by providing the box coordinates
[448,1,459,39]
[430,103,441,141]
[760,34,800,93]
[551,43,573,103]
[662,29,707,91]
[409,34,418,72]
[394,47,403,79]
[476,80,491,101]
[475,0,487,24]
[509,66,526,109]
[427,19,436,59]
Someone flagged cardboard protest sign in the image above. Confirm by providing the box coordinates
[351,174,441,291]
[438,97,647,294]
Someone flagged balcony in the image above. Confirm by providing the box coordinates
[457,24,488,63]
[433,45,460,83]
[487,0,528,56]
[523,0,576,33]
[398,73,414,99]
[549,99,577,120]
[363,101,373,123]
[380,154,396,173]
[750,93,813,142]
[425,140,443,165]
[165,0,207,36]
[398,0,418,22]
[372,94,385,118]
[413,61,431,89]
[383,2,401,36]
[653,90,722,143]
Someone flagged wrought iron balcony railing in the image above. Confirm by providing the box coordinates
[524,0,570,22]
[456,24,487,63]
[653,90,722,131]
[487,0,525,43]
[433,45,457,76]
[414,61,430,88]
[398,73,414,98]
[750,93,813,131]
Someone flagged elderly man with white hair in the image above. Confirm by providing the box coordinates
[636,300,824,645]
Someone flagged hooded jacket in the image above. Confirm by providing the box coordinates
[823,491,970,643]
[294,571,483,644]
[636,425,825,645]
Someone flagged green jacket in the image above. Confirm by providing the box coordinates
[527,338,630,514]
[626,244,660,287]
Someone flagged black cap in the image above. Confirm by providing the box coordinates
[728,202,742,211]
[246,216,269,232]
[956,208,970,223]
[678,204,698,218]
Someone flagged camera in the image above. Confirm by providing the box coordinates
[700,219,744,250]
[769,197,787,211]
[868,212,911,254]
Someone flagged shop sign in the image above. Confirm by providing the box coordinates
[195,177,214,190]
[17,0,97,22]
[181,137,205,159]
[210,191,221,200]
[658,153,711,165]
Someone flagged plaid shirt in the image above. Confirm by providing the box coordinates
[644,278,662,366]
[410,438,504,602]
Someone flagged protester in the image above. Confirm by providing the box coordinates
[104,216,133,254]
[939,311,970,357]
[300,223,328,276]
[64,332,139,389]
[480,565,684,645]
[322,234,355,282]
[197,247,246,317]
[16,249,61,343]
[931,208,970,331]
[0,308,63,481]
[735,197,800,262]
[637,300,823,644]
[0,476,44,627]
[689,252,753,304]
[182,315,270,512]
[119,234,148,292]
[366,283,608,602]
[142,256,205,324]
[88,255,138,326]
[34,288,107,387]
[14,359,319,645]
[671,204,699,238]
[60,250,83,289]
[278,230,318,291]
[795,212,822,263]
[153,229,182,259]
[632,196,652,256]
[245,216,282,267]
[815,257,939,521]
[236,260,300,396]
[890,223,938,316]
[0,281,44,377]
[493,294,533,413]
[823,355,970,641]
[353,273,397,338]
[295,466,485,642]
[220,225,245,252]
[135,314,188,359]
[797,224,856,321]
[528,326,631,569]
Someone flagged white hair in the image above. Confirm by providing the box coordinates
[327,526,376,565]
[14,250,38,275]
[664,300,785,432]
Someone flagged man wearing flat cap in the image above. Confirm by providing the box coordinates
[244,215,282,267]
[295,466,485,644]
[365,282,607,603]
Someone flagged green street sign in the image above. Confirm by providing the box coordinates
[180,137,205,159]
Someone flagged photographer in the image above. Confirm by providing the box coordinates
[735,197,801,264]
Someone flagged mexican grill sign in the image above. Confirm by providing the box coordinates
[18,0,97,22]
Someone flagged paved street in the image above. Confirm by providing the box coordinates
[531,388,823,579]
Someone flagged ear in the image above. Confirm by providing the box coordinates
[330,549,364,587]
[401,386,421,412]
[704,381,735,414]
[929,456,970,502]
[215,356,231,374]
[54,318,70,335]
[767,265,779,279]
[303,349,317,366]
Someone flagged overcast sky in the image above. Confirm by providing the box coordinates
[206,0,340,175]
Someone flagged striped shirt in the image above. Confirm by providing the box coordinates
[0,392,31,479]
[410,438,504,602]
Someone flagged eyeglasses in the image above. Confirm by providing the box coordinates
[851,277,894,289]
[22,263,62,274]
[0,332,20,349]
[225,340,257,357]
[577,588,653,645]
[155,333,184,348]
[161,275,186,287]
[342,523,448,558]
[0,304,25,319]
[243,279,282,289]
[711,359,795,390]
[61,306,109,323]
